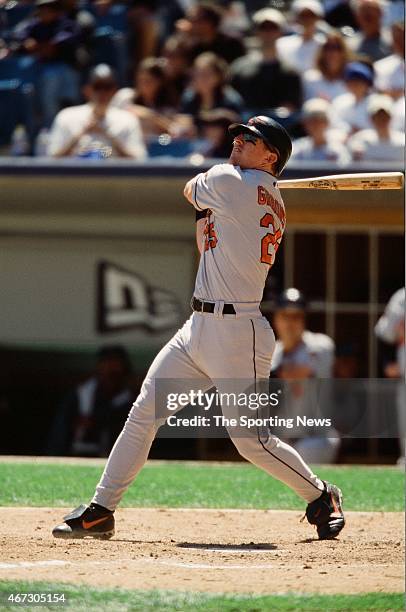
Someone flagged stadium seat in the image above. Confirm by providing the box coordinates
[147,138,193,158]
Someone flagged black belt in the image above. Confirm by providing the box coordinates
[191,297,236,315]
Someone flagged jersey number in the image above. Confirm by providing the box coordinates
[204,221,218,251]
[260,213,282,265]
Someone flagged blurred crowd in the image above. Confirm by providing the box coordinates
[0,0,404,161]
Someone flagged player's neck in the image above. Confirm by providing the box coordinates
[302,26,316,41]
[376,126,390,140]
[254,160,276,175]
[283,337,303,352]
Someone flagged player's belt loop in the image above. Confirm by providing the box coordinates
[214,300,224,318]
[191,297,205,312]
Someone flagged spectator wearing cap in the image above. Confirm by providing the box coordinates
[180,52,243,120]
[348,0,391,62]
[332,61,374,134]
[303,32,352,101]
[270,288,340,464]
[195,108,241,158]
[374,21,404,99]
[15,0,81,127]
[291,98,350,163]
[277,0,326,73]
[229,8,302,112]
[176,2,245,65]
[347,94,404,161]
[47,64,147,158]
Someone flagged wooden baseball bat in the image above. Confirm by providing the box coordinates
[278,172,404,190]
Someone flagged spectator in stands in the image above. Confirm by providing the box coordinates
[270,288,340,464]
[47,63,146,158]
[112,57,178,138]
[15,0,80,127]
[161,35,192,106]
[230,8,302,112]
[176,1,245,64]
[196,108,240,158]
[348,0,391,61]
[88,0,128,35]
[60,0,95,73]
[324,0,357,29]
[303,32,352,101]
[375,288,405,466]
[332,61,374,133]
[291,98,350,163]
[277,0,326,72]
[180,52,243,120]
[127,0,160,70]
[47,345,135,457]
[374,21,404,99]
[347,94,404,161]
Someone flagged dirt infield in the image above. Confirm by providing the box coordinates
[0,508,404,595]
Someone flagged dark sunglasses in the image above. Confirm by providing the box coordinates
[235,133,260,145]
[235,133,280,158]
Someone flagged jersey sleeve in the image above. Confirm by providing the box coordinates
[192,164,243,216]
[375,289,405,344]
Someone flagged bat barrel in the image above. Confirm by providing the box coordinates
[278,172,404,190]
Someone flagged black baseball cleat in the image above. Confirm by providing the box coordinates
[52,503,115,539]
[305,481,345,540]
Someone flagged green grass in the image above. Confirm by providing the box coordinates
[0,582,404,611]
[0,462,404,511]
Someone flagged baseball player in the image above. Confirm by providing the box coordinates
[375,288,405,465]
[52,116,345,541]
[270,288,341,464]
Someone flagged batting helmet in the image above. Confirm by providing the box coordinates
[228,115,292,176]
[276,288,306,311]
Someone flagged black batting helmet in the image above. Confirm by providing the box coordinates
[228,115,292,176]
[276,288,306,311]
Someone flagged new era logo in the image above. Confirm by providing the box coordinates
[97,261,181,333]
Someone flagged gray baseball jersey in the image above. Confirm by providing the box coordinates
[271,331,335,378]
[190,163,286,303]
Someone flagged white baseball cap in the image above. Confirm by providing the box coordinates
[367,94,393,116]
[292,0,324,17]
[253,8,286,28]
[302,98,330,119]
